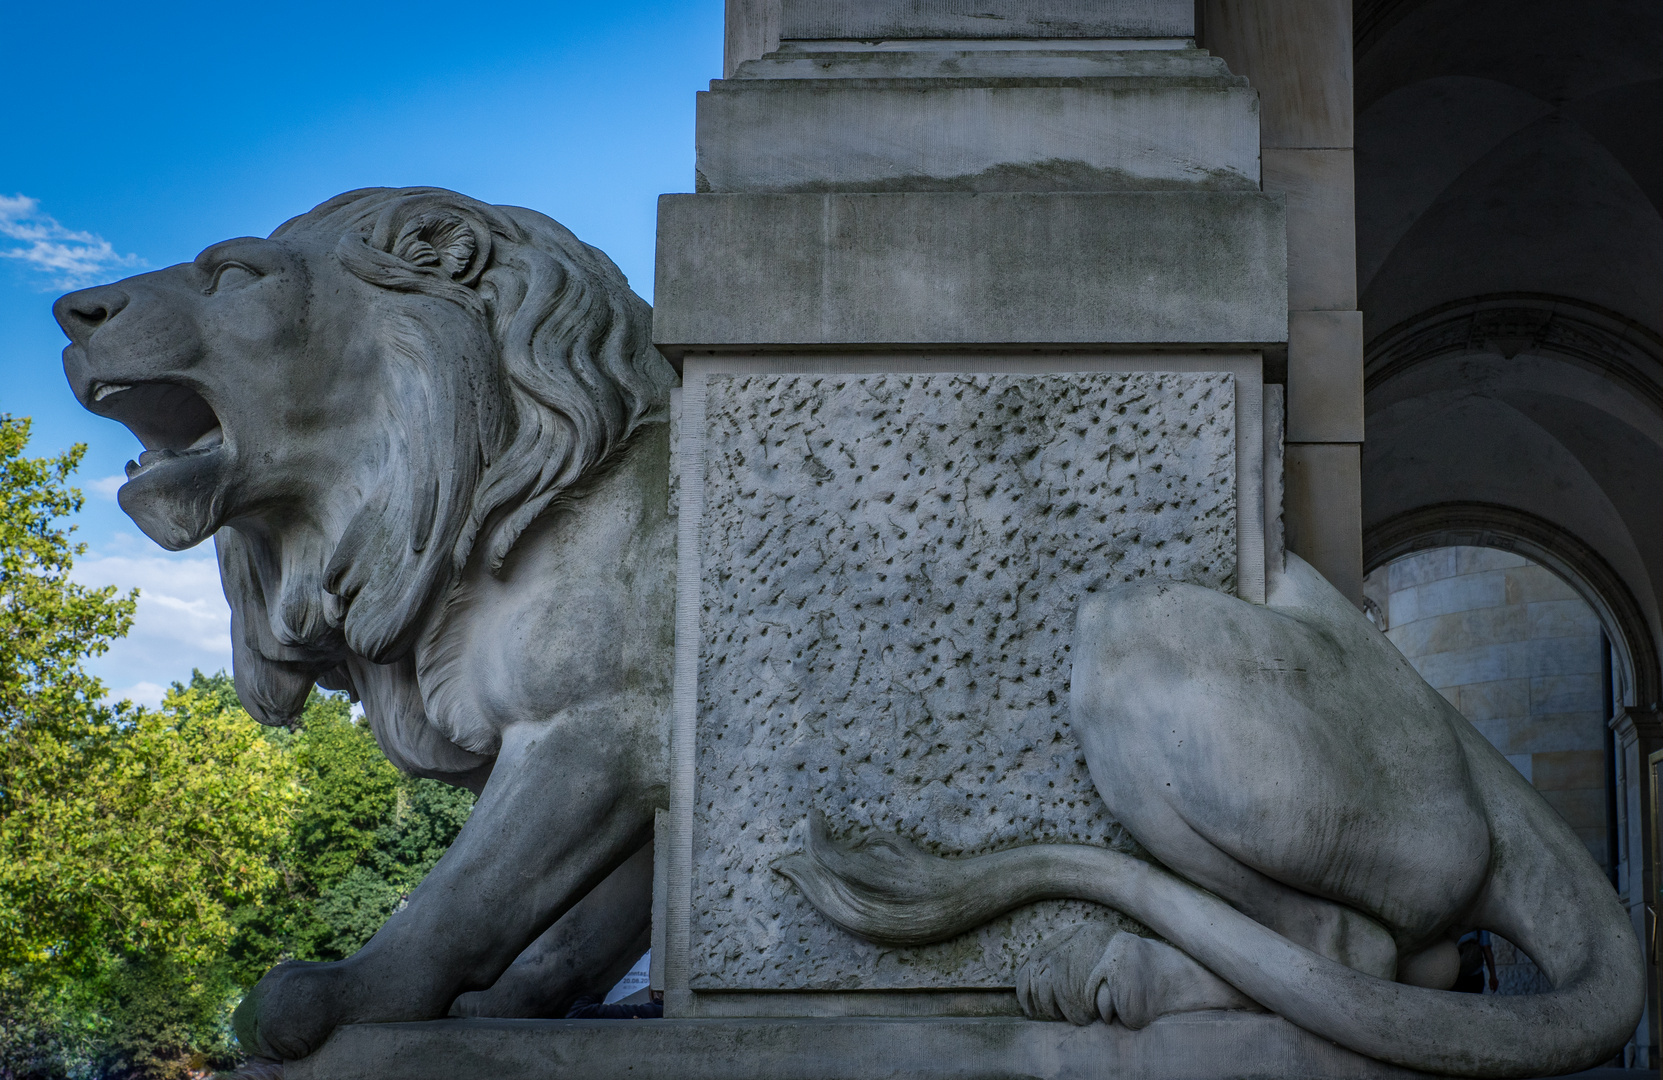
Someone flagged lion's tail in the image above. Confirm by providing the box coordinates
[776,812,1644,1078]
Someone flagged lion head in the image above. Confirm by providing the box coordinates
[57,187,676,753]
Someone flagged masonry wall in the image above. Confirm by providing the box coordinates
[1363,547,1611,871]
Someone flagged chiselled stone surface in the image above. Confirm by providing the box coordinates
[691,371,1236,989]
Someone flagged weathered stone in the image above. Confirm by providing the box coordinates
[284,1014,1436,1080]
[698,48,1261,194]
[56,188,679,1060]
[688,370,1236,990]
[779,0,1195,41]
[652,192,1288,353]
[1286,309,1364,443]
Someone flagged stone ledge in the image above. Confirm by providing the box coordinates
[778,0,1195,41]
[653,192,1287,354]
[695,80,1261,195]
[285,1013,1437,1080]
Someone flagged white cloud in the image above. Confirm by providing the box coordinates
[87,474,127,501]
[0,193,142,288]
[114,682,169,710]
[70,541,233,697]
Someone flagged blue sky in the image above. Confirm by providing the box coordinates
[2,0,722,705]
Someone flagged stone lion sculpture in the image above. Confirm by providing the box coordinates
[780,552,1646,1077]
[55,187,678,1061]
[56,183,1645,1079]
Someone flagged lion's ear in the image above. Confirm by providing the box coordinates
[339,195,496,297]
[384,212,487,285]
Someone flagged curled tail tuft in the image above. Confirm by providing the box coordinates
[775,812,1061,946]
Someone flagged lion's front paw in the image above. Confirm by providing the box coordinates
[1088,933,1262,1029]
[233,961,354,1062]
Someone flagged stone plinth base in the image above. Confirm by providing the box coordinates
[285,1013,1440,1080]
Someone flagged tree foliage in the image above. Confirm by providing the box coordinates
[0,419,476,1078]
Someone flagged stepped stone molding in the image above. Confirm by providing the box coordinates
[779,0,1195,41]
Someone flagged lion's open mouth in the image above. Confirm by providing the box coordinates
[88,380,226,481]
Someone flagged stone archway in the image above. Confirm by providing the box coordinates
[1361,293,1663,713]
[1364,499,1661,712]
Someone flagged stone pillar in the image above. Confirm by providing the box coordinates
[655,0,1287,1019]
[1198,0,1364,605]
[1613,707,1663,1066]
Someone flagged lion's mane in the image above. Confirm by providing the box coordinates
[217,187,675,771]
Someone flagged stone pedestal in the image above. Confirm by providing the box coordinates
[652,0,1288,1031]
[288,1014,1431,1080]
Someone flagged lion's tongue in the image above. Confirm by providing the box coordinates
[123,427,225,478]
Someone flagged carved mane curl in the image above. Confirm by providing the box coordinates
[218,187,674,739]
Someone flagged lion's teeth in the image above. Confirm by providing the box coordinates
[137,448,178,468]
[93,383,131,402]
[188,425,224,451]
[124,459,140,478]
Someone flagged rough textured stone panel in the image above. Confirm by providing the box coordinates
[691,371,1236,990]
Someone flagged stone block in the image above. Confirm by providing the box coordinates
[1453,678,1530,724]
[1286,309,1364,442]
[1386,547,1460,592]
[1471,711,1608,756]
[1409,572,1506,622]
[1537,786,1611,834]
[1529,598,1602,641]
[1530,673,1604,715]
[1505,565,1580,605]
[1532,749,1608,792]
[1383,586,1419,626]
[726,0,781,78]
[284,1014,1434,1080]
[1198,0,1353,149]
[1388,604,1529,661]
[653,192,1288,352]
[1282,442,1362,604]
[1263,384,1285,579]
[1262,148,1359,311]
[780,0,1195,41]
[696,78,1261,194]
[1455,546,1528,575]
[1411,641,1525,690]
[681,367,1239,993]
[1527,635,1605,678]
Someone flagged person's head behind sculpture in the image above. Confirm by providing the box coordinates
[59,187,674,727]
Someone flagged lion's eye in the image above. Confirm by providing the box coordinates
[209,262,260,293]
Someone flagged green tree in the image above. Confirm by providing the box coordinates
[0,419,297,1079]
[0,415,137,971]
[234,684,475,965]
[0,417,475,1077]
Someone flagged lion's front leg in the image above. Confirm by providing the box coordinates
[450,841,653,1018]
[234,717,660,1061]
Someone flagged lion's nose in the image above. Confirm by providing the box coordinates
[53,285,130,342]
